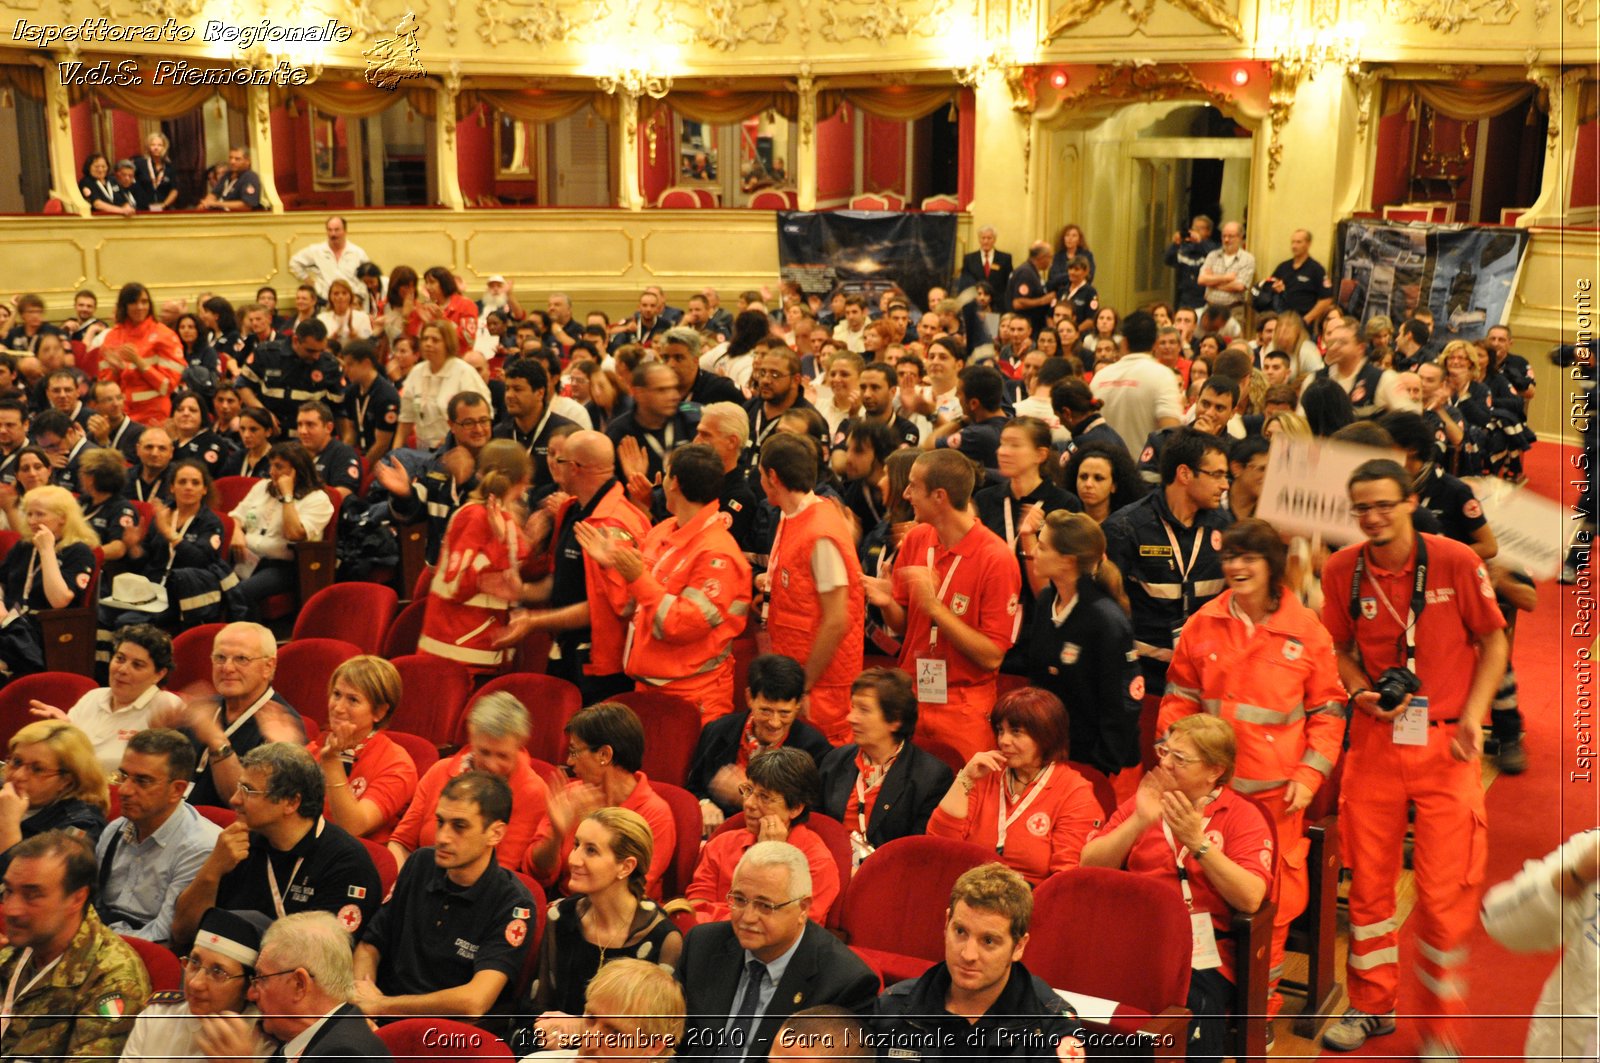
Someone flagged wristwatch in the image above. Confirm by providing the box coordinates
[210,743,235,762]
[1192,842,1212,860]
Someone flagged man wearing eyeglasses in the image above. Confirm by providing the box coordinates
[743,348,817,471]
[94,728,221,946]
[676,841,877,1063]
[171,743,381,951]
[152,622,305,809]
[605,362,697,487]
[377,390,496,566]
[1103,428,1233,755]
[1317,459,1506,1059]
[0,830,150,1061]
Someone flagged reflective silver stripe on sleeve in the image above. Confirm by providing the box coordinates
[680,586,725,628]
[1300,749,1335,775]
[652,596,677,639]
[1233,702,1305,725]
[1134,579,1183,600]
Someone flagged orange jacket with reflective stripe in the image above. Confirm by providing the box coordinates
[767,495,864,691]
[1158,589,1346,794]
[624,502,753,684]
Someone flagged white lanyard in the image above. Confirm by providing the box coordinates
[521,407,554,457]
[925,547,962,648]
[1003,497,1017,550]
[19,550,39,613]
[354,388,373,442]
[1,949,64,1040]
[265,818,325,918]
[190,692,272,788]
[161,513,197,581]
[96,179,115,200]
[110,419,132,450]
[1160,517,1205,613]
[641,421,677,460]
[995,763,1054,856]
[1160,793,1218,912]
[853,743,903,837]
[221,176,238,198]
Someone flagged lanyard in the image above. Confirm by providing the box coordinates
[19,550,39,614]
[265,818,325,918]
[641,421,677,460]
[995,764,1054,856]
[925,547,963,648]
[1348,537,1429,674]
[161,513,197,582]
[96,179,115,200]
[221,176,238,197]
[190,692,273,790]
[1160,791,1218,912]
[853,743,903,836]
[1,949,64,1040]
[519,407,554,458]
[1159,517,1205,616]
[354,387,374,445]
[1003,496,1018,550]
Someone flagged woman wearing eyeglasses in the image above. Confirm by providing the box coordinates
[0,720,109,862]
[524,808,682,1051]
[396,319,491,451]
[1080,714,1275,1061]
[683,746,839,925]
[122,906,276,1063]
[0,486,99,683]
[1155,518,1346,1025]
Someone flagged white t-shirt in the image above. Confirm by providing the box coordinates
[316,309,372,346]
[549,395,593,430]
[399,357,492,449]
[67,686,185,775]
[230,482,335,561]
[1089,352,1184,452]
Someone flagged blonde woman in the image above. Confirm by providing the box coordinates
[306,655,418,843]
[317,279,373,345]
[397,319,492,450]
[528,808,683,1046]
[0,485,100,681]
[524,958,686,1060]
[419,440,532,674]
[1270,309,1324,378]
[0,719,110,858]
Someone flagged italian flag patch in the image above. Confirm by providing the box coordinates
[93,994,125,1017]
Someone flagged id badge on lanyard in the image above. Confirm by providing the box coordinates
[1161,519,1205,645]
[915,549,962,704]
[1162,809,1222,970]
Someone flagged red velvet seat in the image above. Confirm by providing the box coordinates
[121,934,183,992]
[1067,761,1119,820]
[0,672,99,748]
[272,638,363,729]
[650,779,706,900]
[508,871,549,1002]
[291,582,398,655]
[389,654,474,748]
[381,599,427,658]
[362,836,400,899]
[609,689,701,788]
[386,729,441,778]
[836,835,993,986]
[195,804,236,828]
[459,674,582,765]
[377,1018,514,1059]
[213,476,261,516]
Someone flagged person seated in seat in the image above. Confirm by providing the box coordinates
[353,771,535,1031]
[0,720,109,867]
[0,485,99,682]
[524,808,682,1048]
[0,446,56,534]
[305,655,417,844]
[388,692,550,872]
[523,958,685,1061]
[926,687,1103,886]
[31,623,183,774]
[684,747,839,924]
[121,907,276,1062]
[169,389,239,476]
[228,442,334,620]
[524,702,675,901]
[220,408,275,479]
[1080,714,1273,1062]
[685,654,833,835]
[818,666,953,871]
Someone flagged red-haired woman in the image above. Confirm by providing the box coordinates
[926,687,1104,885]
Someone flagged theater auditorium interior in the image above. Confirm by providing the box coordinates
[0,0,1595,1060]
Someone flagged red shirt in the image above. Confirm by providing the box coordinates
[525,772,676,901]
[390,748,550,867]
[892,520,1022,690]
[842,745,901,835]
[1091,787,1274,982]
[685,824,840,923]
[1321,532,1505,720]
[926,762,1103,885]
[306,731,418,844]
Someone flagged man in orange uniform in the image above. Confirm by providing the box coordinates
[1319,459,1507,1060]
[577,443,752,724]
[496,430,649,703]
[863,449,1021,761]
[758,432,863,745]
[1159,517,1346,1017]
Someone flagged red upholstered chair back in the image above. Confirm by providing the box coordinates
[291,582,399,654]
[389,654,474,747]
[656,188,700,208]
[921,194,959,211]
[273,638,363,729]
[195,805,236,828]
[1030,866,1192,1013]
[121,934,183,992]
[361,836,400,899]
[213,476,261,516]
[0,529,19,563]
[461,674,582,765]
[609,690,702,788]
[646,780,705,900]
[165,617,228,693]
[509,871,549,1000]
[377,1018,514,1059]
[837,835,993,962]
[1067,761,1119,819]
[0,672,99,748]
[381,599,428,658]
[386,729,442,778]
[750,189,790,210]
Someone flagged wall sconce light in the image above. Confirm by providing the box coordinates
[1231,67,1250,86]
[1050,69,1068,89]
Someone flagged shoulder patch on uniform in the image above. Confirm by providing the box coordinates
[93,992,127,1017]
[147,990,186,1005]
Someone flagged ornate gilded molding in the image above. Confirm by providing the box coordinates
[1267,64,1295,190]
[1046,0,1243,41]
[793,63,816,150]
[1056,59,1239,112]
[477,0,576,44]
[1568,0,1599,24]
[817,0,960,43]
[1389,0,1519,32]
[697,0,789,50]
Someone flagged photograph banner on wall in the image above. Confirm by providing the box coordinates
[1333,220,1530,345]
[776,211,958,312]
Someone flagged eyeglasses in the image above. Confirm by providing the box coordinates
[248,968,306,989]
[1350,500,1403,518]
[452,417,494,430]
[726,892,806,916]
[737,784,786,807]
[210,654,267,670]
[751,369,789,380]
[749,705,798,722]
[5,757,64,777]
[234,781,269,799]
[110,769,165,789]
[1193,467,1230,481]
[1154,741,1201,768]
[183,955,248,986]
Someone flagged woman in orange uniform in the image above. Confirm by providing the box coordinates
[97,283,184,426]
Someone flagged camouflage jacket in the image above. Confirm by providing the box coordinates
[0,905,151,1061]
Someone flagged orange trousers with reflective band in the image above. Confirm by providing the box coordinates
[1253,790,1309,1016]
[1339,717,1487,1045]
[917,683,999,764]
[641,658,737,727]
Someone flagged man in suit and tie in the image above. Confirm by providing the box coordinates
[196,910,390,1062]
[677,841,878,1062]
[956,226,1013,295]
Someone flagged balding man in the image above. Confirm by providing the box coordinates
[289,216,371,310]
[1198,221,1256,317]
[1004,241,1054,338]
[1261,228,1333,325]
[957,226,1012,295]
[498,431,649,702]
[125,425,174,504]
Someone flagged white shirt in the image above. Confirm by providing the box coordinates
[281,1006,342,1062]
[229,481,335,561]
[549,395,593,430]
[1013,394,1070,445]
[288,240,370,307]
[315,308,373,345]
[832,320,867,353]
[67,686,185,775]
[1323,359,1399,412]
[1089,351,1184,453]
[1199,247,1257,307]
[812,391,858,435]
[122,1000,273,1062]
[400,357,493,449]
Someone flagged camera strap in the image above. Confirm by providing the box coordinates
[1348,534,1429,673]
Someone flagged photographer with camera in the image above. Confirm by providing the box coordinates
[1318,459,1508,1060]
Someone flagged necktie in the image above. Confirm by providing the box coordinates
[727,959,766,1053]
[983,253,992,276]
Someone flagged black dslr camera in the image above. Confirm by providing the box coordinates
[1375,666,1423,712]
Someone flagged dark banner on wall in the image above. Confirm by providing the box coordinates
[776,211,958,311]
[1334,219,1530,344]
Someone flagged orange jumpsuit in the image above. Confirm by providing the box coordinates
[1321,534,1504,1045]
[767,494,864,745]
[1160,589,1346,1009]
[625,503,753,724]
[97,317,184,426]
[554,481,651,679]
[419,502,530,674]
